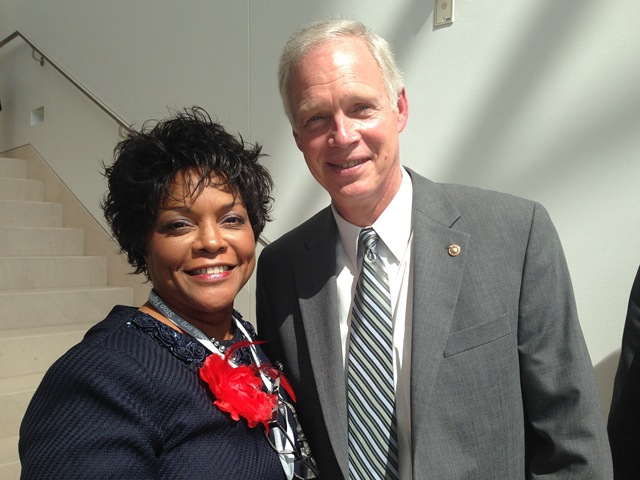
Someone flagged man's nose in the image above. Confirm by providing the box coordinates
[329,114,360,147]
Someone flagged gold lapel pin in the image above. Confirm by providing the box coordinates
[447,244,461,257]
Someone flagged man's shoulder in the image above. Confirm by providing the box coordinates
[407,167,536,207]
[437,182,535,208]
[262,206,334,253]
[436,183,548,234]
[406,169,548,233]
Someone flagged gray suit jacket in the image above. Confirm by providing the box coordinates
[256,169,612,479]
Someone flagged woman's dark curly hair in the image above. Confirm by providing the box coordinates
[102,107,273,278]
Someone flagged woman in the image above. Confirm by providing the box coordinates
[19,108,318,479]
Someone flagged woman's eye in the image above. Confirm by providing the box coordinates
[166,220,191,231]
[223,215,245,226]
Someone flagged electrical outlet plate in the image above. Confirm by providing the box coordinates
[435,0,454,26]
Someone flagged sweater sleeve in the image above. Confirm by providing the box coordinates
[19,341,162,480]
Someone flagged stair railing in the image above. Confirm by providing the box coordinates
[0,30,271,247]
[0,30,129,129]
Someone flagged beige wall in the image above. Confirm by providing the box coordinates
[1,1,640,414]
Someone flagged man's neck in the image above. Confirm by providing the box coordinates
[332,168,403,227]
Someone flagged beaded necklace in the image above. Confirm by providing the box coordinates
[147,290,271,384]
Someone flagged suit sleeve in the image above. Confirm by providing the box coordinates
[19,344,161,479]
[256,247,284,364]
[517,203,613,478]
[608,266,640,479]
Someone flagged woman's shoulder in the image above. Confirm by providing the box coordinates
[28,307,210,423]
[38,305,141,372]
[82,305,139,339]
[51,306,204,379]
[128,311,208,366]
[233,310,257,339]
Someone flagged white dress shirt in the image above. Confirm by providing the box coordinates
[332,167,414,480]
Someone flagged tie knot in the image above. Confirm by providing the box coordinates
[359,227,378,254]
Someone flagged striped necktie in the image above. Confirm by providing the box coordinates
[347,227,399,479]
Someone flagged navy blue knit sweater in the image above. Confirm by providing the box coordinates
[19,306,288,479]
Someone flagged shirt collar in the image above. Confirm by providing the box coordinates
[332,167,413,269]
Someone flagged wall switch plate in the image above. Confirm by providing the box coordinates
[435,0,454,26]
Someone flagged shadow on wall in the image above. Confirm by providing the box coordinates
[595,349,620,419]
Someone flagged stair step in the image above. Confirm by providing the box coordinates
[0,227,84,256]
[0,200,63,228]
[0,286,134,329]
[0,435,20,479]
[0,374,44,443]
[0,154,137,480]
[0,462,20,480]
[0,323,94,378]
[0,157,28,179]
[0,178,44,202]
[0,256,107,290]
[0,373,44,396]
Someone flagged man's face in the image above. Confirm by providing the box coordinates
[290,37,408,222]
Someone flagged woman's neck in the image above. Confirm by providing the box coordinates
[138,303,234,341]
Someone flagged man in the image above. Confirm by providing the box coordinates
[608,266,640,479]
[257,18,612,478]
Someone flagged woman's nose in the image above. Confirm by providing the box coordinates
[194,225,226,253]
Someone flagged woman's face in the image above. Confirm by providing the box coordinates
[144,172,256,338]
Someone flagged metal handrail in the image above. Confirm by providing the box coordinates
[1,30,271,247]
[0,30,129,129]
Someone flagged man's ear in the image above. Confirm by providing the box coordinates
[293,128,303,151]
[396,88,409,133]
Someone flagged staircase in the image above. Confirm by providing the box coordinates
[0,156,135,478]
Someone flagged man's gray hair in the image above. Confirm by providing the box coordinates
[278,18,404,129]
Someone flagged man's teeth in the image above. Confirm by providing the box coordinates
[191,266,230,275]
[338,159,364,169]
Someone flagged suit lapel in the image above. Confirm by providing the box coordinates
[288,172,470,476]
[406,170,470,411]
[291,209,349,473]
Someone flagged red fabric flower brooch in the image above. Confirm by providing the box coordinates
[199,340,295,430]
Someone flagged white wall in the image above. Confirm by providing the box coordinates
[1,0,639,413]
